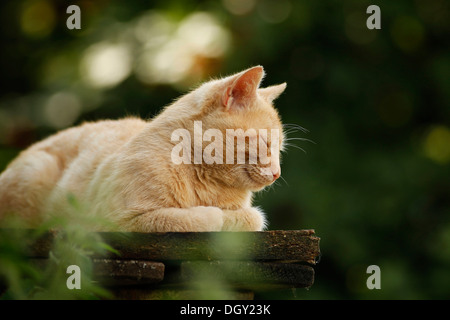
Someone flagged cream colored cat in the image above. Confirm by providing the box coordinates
[0,66,286,232]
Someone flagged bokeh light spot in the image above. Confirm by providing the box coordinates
[178,12,230,58]
[390,16,425,53]
[20,0,56,39]
[134,12,230,87]
[44,92,82,129]
[134,11,174,47]
[258,0,292,24]
[423,126,450,164]
[222,0,256,16]
[80,42,132,89]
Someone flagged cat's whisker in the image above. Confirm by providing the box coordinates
[260,183,273,194]
[283,126,306,133]
[282,125,314,152]
[282,126,299,132]
[268,182,277,190]
[283,142,307,154]
[283,125,308,133]
[282,123,309,133]
[283,129,304,136]
[279,175,288,186]
[284,137,316,144]
[269,180,281,190]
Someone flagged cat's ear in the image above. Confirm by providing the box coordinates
[222,66,265,110]
[258,83,287,103]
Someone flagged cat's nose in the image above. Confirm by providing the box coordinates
[272,169,280,181]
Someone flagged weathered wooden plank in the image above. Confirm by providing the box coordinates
[99,230,319,263]
[22,229,320,263]
[93,259,165,285]
[181,261,315,288]
[29,258,165,285]
[3,228,320,299]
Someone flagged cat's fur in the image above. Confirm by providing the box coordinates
[0,66,286,232]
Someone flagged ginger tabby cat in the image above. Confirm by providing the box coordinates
[0,66,286,232]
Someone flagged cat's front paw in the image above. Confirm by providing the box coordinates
[222,207,266,231]
[190,206,224,231]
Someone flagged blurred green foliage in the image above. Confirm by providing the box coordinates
[0,196,115,299]
[0,0,449,299]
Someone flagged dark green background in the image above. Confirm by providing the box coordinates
[0,0,449,299]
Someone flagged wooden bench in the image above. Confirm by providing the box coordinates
[21,230,321,299]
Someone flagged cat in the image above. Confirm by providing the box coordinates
[0,66,286,232]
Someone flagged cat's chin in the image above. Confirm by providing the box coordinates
[249,185,269,192]
[244,167,274,191]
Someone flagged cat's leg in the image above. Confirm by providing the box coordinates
[0,150,63,226]
[222,207,266,231]
[123,206,224,232]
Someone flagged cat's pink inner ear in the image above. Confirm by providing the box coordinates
[222,86,233,109]
[223,66,265,110]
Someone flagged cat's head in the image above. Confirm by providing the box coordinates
[186,66,286,191]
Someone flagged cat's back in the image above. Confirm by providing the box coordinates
[0,117,148,225]
[27,117,149,186]
[25,117,147,161]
